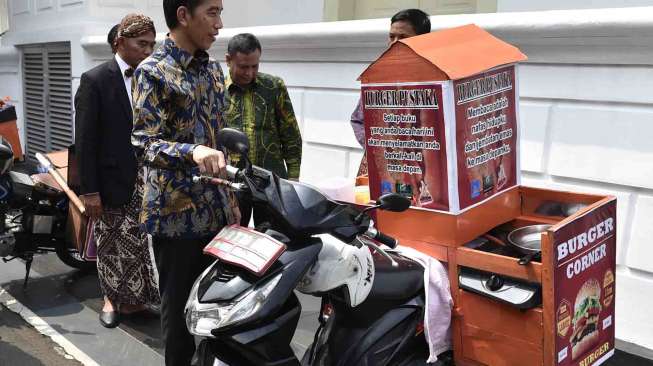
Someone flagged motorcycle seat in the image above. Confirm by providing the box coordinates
[367,251,424,300]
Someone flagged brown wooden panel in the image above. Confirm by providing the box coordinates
[460,290,543,345]
[0,120,23,160]
[520,186,605,219]
[359,43,449,83]
[541,230,556,366]
[459,290,543,366]
[398,239,448,262]
[377,187,521,247]
[461,323,543,366]
[456,246,542,283]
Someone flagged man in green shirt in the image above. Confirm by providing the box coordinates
[224,33,302,226]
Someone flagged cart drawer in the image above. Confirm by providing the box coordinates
[457,246,542,283]
[461,324,543,366]
[459,290,543,365]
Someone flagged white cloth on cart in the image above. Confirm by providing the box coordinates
[396,245,453,363]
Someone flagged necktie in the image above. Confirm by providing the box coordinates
[124,68,134,78]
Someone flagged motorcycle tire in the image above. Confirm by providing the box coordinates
[300,342,331,366]
[55,243,95,271]
[194,341,228,366]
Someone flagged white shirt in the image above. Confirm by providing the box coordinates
[115,53,133,106]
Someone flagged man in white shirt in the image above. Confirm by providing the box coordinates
[74,13,158,328]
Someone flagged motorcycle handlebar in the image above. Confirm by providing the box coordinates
[364,227,398,249]
[192,174,245,191]
[225,165,239,179]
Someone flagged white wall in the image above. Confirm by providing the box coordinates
[2,4,653,358]
[497,0,653,12]
[220,0,325,27]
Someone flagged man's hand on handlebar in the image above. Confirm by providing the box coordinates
[192,145,226,176]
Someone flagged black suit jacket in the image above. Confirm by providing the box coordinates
[74,58,137,208]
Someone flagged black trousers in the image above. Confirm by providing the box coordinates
[153,236,214,366]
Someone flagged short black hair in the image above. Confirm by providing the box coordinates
[107,23,120,53]
[227,33,262,56]
[163,0,205,29]
[391,9,431,35]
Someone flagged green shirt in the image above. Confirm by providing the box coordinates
[224,72,302,179]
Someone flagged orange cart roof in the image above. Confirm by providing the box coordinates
[360,24,527,82]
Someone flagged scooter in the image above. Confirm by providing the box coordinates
[185,129,445,366]
[0,138,94,288]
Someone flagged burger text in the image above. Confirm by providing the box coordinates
[557,217,614,262]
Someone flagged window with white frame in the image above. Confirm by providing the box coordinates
[21,43,73,161]
[0,0,9,36]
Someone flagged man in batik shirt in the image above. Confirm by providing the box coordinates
[223,33,302,226]
[131,0,238,364]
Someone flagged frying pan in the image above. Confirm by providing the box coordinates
[507,224,552,265]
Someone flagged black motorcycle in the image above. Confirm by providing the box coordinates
[185,129,451,366]
[0,138,94,288]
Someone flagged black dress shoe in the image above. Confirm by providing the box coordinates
[99,311,120,328]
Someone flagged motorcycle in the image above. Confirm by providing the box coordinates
[0,138,94,288]
[185,129,449,366]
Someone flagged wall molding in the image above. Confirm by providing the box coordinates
[76,6,653,64]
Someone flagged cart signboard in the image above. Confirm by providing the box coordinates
[359,24,526,213]
[453,66,519,209]
[552,200,616,366]
[362,82,450,210]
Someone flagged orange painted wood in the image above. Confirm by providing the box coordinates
[514,215,561,226]
[459,290,543,345]
[520,186,605,218]
[457,289,543,366]
[461,324,543,366]
[456,246,542,283]
[549,196,616,230]
[376,187,521,247]
[360,24,528,82]
[398,238,448,262]
[0,119,23,160]
[359,43,449,83]
[541,230,556,366]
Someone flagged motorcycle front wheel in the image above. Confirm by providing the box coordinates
[194,341,229,366]
[55,242,95,271]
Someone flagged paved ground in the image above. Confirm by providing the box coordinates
[0,253,652,366]
[0,304,82,366]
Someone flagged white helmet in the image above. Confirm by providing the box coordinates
[0,137,14,176]
[297,234,374,307]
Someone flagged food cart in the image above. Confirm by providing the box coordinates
[357,24,617,366]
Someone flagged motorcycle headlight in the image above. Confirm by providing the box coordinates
[185,272,283,337]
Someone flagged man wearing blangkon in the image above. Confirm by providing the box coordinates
[131,0,239,364]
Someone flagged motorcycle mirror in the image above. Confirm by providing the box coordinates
[217,128,250,155]
[376,193,411,212]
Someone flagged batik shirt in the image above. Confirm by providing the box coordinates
[131,37,238,239]
[224,73,302,179]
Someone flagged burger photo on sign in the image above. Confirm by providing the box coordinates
[570,279,602,360]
